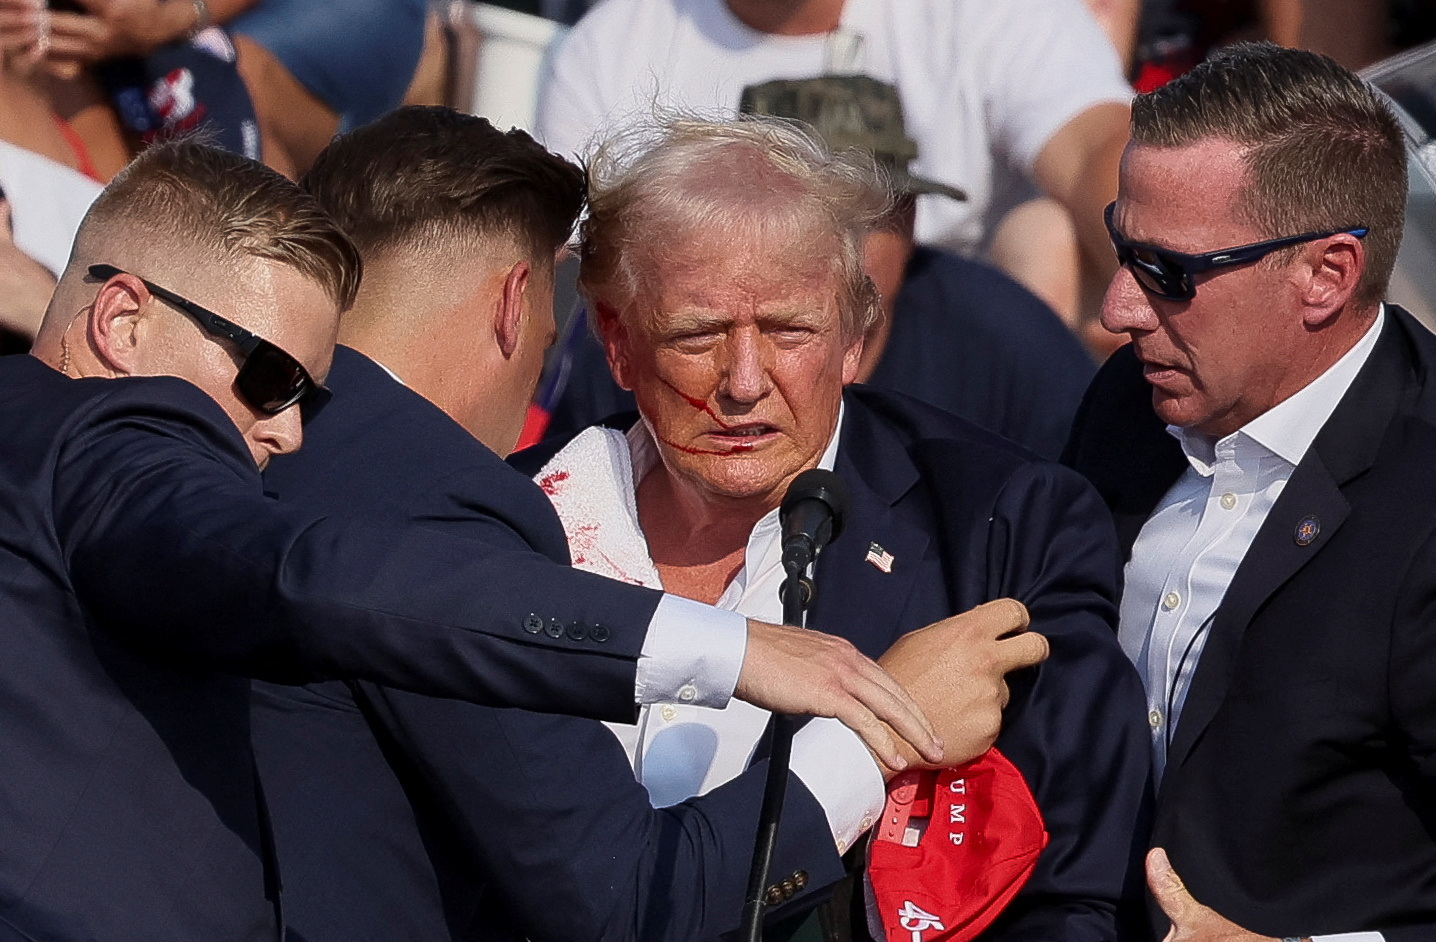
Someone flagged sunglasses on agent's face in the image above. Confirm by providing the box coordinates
[1103,202,1369,303]
[88,264,331,419]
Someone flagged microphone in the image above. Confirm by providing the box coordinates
[779,468,850,576]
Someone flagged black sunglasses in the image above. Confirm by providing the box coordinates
[1103,202,1369,302]
[88,264,331,418]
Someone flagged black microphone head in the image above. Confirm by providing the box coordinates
[780,468,850,546]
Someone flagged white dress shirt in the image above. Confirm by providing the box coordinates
[1118,310,1386,942]
[372,357,748,711]
[535,406,886,854]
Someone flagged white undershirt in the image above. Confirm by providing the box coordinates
[1117,310,1386,942]
[535,405,886,853]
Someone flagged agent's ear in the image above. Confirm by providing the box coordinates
[593,300,634,391]
[1301,233,1365,329]
[87,272,149,376]
[496,260,531,359]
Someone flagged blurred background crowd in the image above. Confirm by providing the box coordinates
[3,0,1435,441]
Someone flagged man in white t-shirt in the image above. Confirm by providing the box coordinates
[535,0,1133,331]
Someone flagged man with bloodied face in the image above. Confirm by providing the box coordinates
[519,116,1151,940]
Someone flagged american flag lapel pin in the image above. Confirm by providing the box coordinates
[865,542,895,573]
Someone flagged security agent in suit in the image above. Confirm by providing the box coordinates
[0,140,940,942]
[1064,43,1436,942]
[251,107,1041,942]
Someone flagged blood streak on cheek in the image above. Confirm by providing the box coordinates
[660,377,737,431]
[656,377,755,454]
[658,436,755,456]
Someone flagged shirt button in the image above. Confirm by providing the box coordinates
[1162,591,1181,611]
[660,705,677,722]
[1220,492,1237,510]
[860,815,874,831]
[1149,709,1163,730]
[678,684,697,702]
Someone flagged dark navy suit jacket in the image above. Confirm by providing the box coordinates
[252,346,846,942]
[813,387,1149,941]
[1066,309,1436,941]
[530,386,1152,942]
[0,353,662,942]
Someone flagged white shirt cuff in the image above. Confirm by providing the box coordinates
[790,717,886,855]
[1312,934,1384,942]
[634,593,746,707]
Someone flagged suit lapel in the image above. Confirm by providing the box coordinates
[1165,456,1349,769]
[1166,314,1415,771]
[807,396,930,657]
[1116,426,1187,560]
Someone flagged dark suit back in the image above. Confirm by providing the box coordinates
[0,356,275,941]
[0,348,669,942]
[1066,310,1436,941]
[253,347,847,942]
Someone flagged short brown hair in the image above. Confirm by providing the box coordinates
[1132,42,1407,307]
[85,140,361,309]
[580,115,890,341]
[302,106,585,265]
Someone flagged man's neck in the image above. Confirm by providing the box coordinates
[340,326,513,454]
[724,0,842,35]
[1194,304,1383,441]
[635,464,776,603]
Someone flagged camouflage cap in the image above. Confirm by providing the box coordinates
[739,75,966,202]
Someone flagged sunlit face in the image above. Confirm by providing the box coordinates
[1100,139,1310,438]
[130,258,340,469]
[603,227,862,509]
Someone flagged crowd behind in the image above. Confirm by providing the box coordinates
[2,1,1436,942]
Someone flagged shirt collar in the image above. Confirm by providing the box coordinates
[1169,305,1385,473]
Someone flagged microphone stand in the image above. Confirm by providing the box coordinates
[739,557,817,942]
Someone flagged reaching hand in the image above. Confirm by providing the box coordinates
[1147,848,1287,942]
[735,619,944,772]
[877,599,1048,772]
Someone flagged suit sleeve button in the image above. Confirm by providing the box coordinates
[567,621,587,641]
[779,879,795,899]
[523,614,543,634]
[792,870,807,889]
[545,619,565,638]
[589,624,610,643]
[765,886,783,906]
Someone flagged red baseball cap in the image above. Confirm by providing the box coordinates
[866,748,1047,942]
